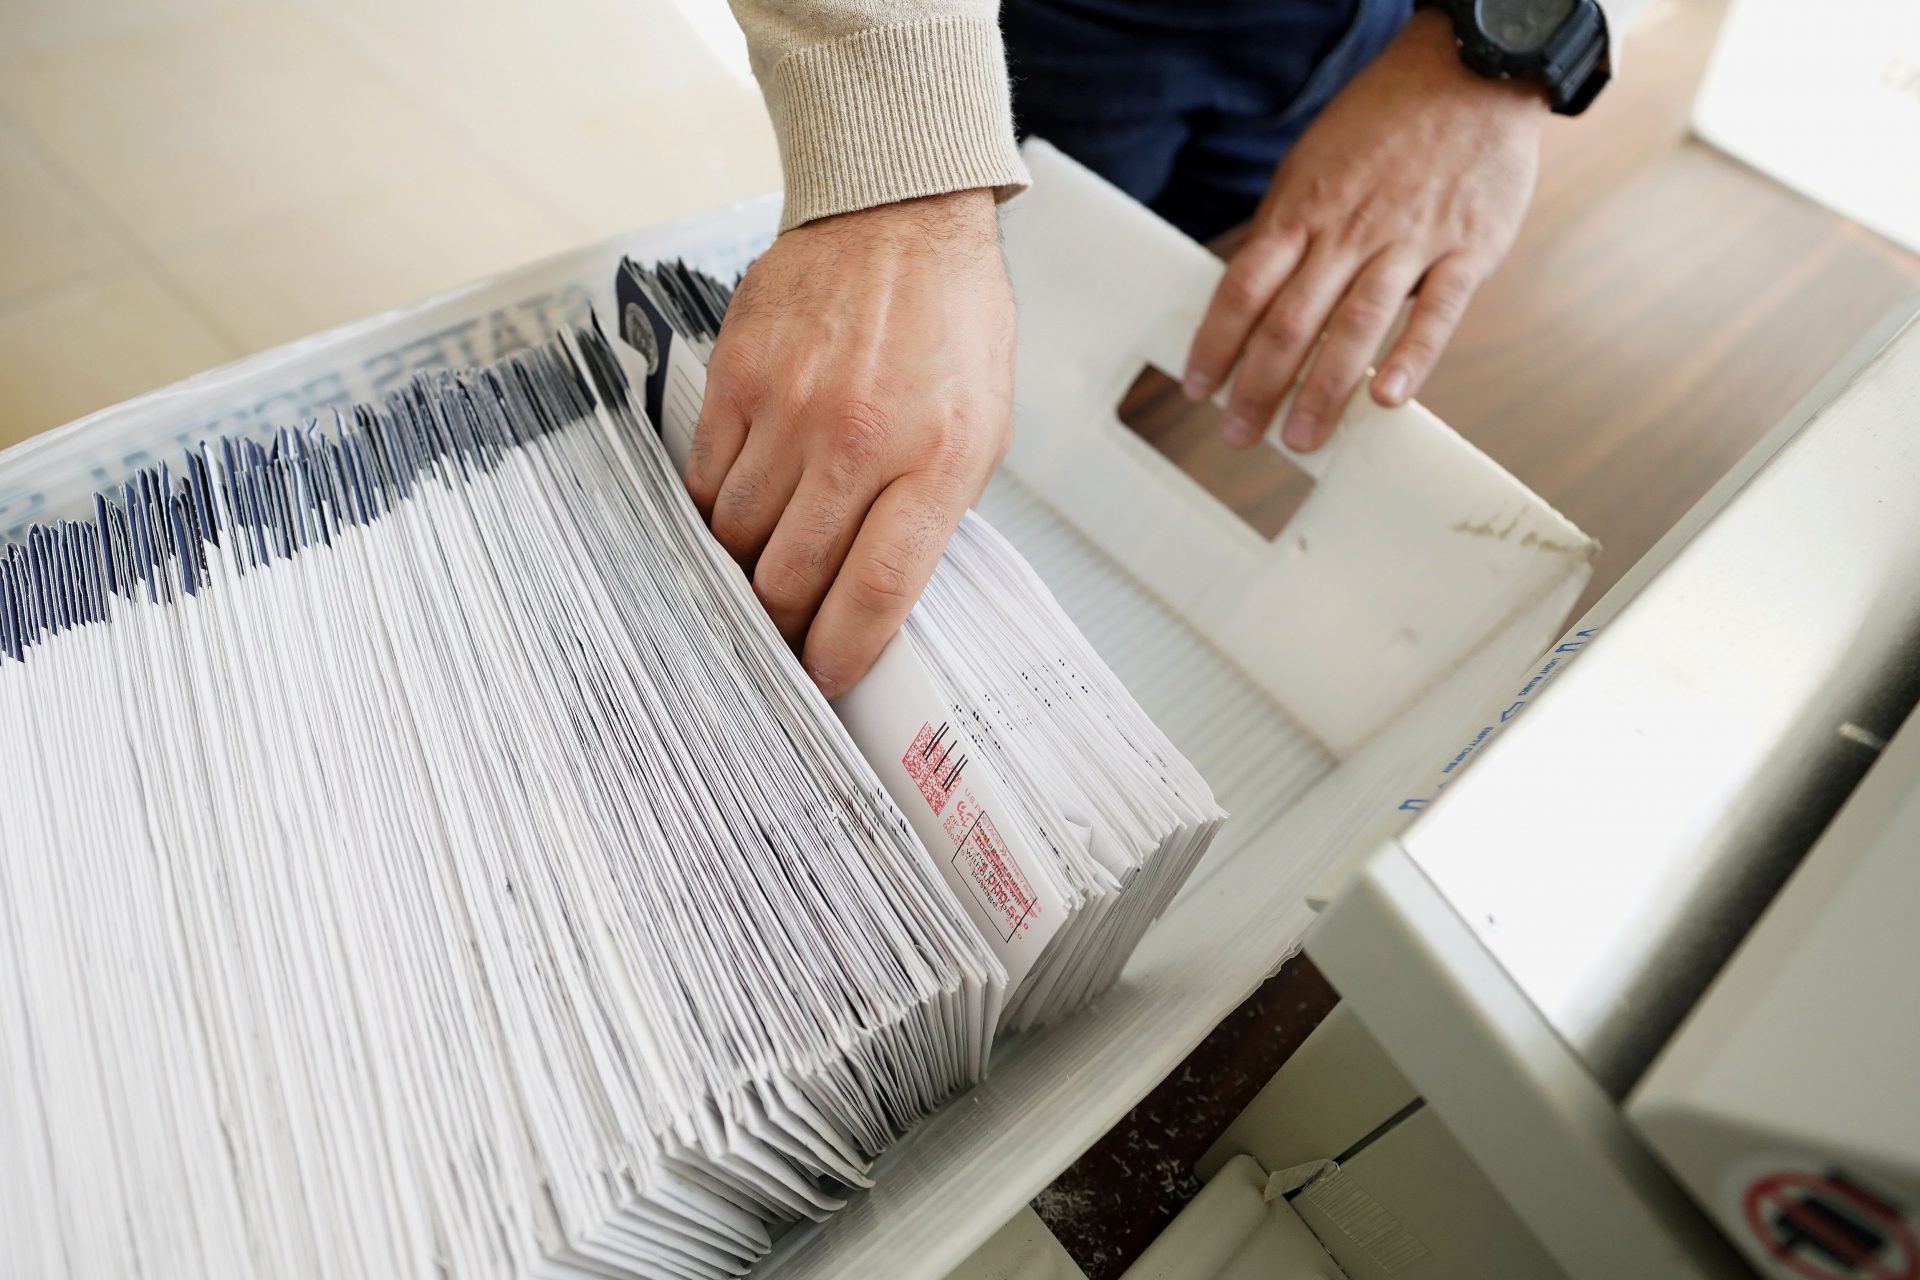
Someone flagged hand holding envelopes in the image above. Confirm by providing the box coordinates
[621,257,1226,1029]
[0,310,1221,1277]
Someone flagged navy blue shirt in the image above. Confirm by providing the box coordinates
[1003,0,1413,237]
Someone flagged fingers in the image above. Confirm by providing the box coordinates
[709,426,801,569]
[803,472,968,697]
[1189,238,1485,452]
[1375,253,1481,407]
[1183,228,1307,403]
[751,468,881,648]
[1219,238,1351,450]
[685,357,752,518]
[1280,251,1425,451]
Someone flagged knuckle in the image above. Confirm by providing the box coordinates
[720,463,765,511]
[707,340,763,402]
[1422,274,1475,321]
[1317,354,1363,399]
[850,546,917,617]
[1216,267,1268,314]
[686,429,714,469]
[754,553,818,611]
[826,397,894,470]
[1258,305,1318,350]
[1341,197,1396,248]
[687,419,729,467]
[924,421,985,483]
[709,494,766,557]
[797,498,843,545]
[711,520,756,560]
[1423,291,1466,324]
[1290,173,1337,216]
[1336,295,1394,336]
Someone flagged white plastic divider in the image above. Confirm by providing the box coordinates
[1001,142,1597,759]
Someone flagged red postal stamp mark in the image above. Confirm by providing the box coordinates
[902,720,963,815]
[902,721,1040,942]
[952,810,1038,943]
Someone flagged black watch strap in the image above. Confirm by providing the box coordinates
[1421,0,1612,117]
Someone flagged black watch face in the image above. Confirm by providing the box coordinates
[1474,0,1576,54]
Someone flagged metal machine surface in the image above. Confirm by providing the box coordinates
[1630,674,1920,1280]
[1390,311,1920,1098]
[1300,310,1920,1279]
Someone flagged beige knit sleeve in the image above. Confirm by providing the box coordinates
[726,1,1030,231]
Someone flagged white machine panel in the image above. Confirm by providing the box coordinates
[1630,696,1920,1280]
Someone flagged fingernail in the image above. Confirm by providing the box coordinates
[1182,371,1215,400]
[1221,413,1260,448]
[1282,411,1318,451]
[808,666,840,698]
[1378,367,1410,405]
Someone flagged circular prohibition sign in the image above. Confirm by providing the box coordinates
[1742,1170,1920,1280]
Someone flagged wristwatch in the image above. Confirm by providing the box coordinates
[1418,0,1612,116]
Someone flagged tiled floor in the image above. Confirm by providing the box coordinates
[0,0,778,447]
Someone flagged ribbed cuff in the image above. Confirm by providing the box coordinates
[763,15,1032,232]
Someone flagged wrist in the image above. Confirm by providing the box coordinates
[1402,7,1553,119]
[816,188,1000,242]
[885,187,999,225]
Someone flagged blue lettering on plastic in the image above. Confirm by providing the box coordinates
[1395,627,1601,813]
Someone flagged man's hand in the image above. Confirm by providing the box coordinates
[1183,8,1547,452]
[688,189,1014,697]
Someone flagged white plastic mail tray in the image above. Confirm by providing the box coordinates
[0,141,1597,1278]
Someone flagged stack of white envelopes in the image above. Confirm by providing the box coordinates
[893,512,1227,1029]
[618,257,1228,1031]
[0,303,1221,1278]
